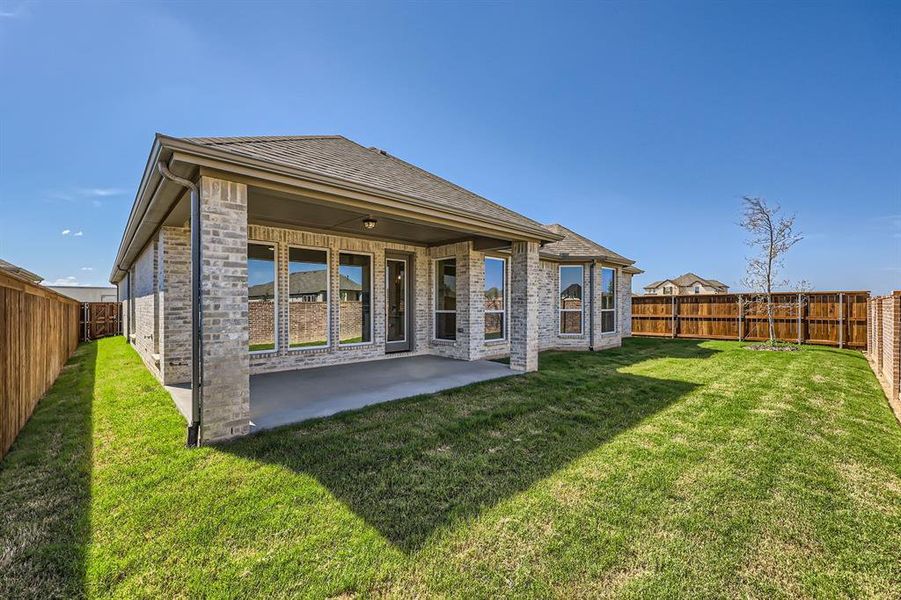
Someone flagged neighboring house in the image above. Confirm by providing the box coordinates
[643,273,728,296]
[46,285,118,303]
[0,258,43,284]
[111,134,640,443]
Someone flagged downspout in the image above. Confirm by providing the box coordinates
[156,160,202,447]
[589,260,597,351]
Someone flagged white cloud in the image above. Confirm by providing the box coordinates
[0,2,28,19]
[61,229,71,235]
[47,187,125,207]
[47,276,79,286]
[73,231,83,237]
[81,266,94,271]
[78,187,125,197]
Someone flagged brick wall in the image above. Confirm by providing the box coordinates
[536,260,629,352]
[158,226,191,385]
[510,241,539,371]
[248,299,364,347]
[132,235,160,378]
[199,177,250,442]
[867,292,901,422]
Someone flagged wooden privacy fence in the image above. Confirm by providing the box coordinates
[866,292,900,421]
[1,271,80,459]
[632,291,868,349]
[81,301,121,341]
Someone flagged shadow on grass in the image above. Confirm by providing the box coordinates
[222,339,717,552]
[0,341,95,598]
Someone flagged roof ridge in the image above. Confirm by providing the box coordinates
[186,135,346,146]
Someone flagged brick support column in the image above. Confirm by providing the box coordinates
[461,243,485,361]
[199,177,250,443]
[158,225,192,385]
[510,240,539,372]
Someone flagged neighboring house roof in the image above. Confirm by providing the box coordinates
[644,273,728,290]
[180,135,552,239]
[0,258,43,284]
[561,282,583,298]
[539,224,634,265]
[249,271,361,297]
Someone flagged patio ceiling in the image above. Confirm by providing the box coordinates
[163,184,515,247]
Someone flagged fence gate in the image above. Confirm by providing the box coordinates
[81,302,121,341]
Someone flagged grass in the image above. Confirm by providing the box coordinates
[1,337,899,598]
[289,340,328,348]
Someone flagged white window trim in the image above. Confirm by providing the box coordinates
[433,257,457,342]
[287,244,330,352]
[385,257,408,344]
[484,256,508,342]
[600,266,617,335]
[248,240,279,355]
[559,264,584,336]
[338,250,374,347]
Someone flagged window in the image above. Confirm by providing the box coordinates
[338,253,372,345]
[248,242,277,352]
[694,285,701,294]
[601,267,616,334]
[435,258,456,340]
[288,247,328,349]
[663,285,673,295]
[484,257,506,340]
[559,265,583,335]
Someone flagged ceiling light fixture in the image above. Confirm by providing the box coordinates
[362,217,377,230]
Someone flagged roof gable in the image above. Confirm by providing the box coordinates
[539,224,633,264]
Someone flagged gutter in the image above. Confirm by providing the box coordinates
[156,160,202,447]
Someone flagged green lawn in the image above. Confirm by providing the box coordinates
[1,337,899,598]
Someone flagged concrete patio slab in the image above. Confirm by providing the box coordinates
[250,355,517,431]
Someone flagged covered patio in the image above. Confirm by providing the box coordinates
[167,355,518,431]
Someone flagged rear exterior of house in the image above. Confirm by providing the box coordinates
[112,135,639,443]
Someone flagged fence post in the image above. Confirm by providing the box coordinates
[797,293,802,344]
[738,295,744,341]
[839,292,844,349]
[671,295,676,338]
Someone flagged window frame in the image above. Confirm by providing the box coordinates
[337,250,374,347]
[433,257,457,341]
[247,240,279,355]
[558,264,585,336]
[600,266,617,335]
[483,256,508,342]
[286,244,330,352]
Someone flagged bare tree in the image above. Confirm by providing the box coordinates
[740,196,803,346]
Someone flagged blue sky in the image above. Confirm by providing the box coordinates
[1,1,898,293]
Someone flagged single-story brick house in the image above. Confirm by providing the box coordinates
[111,134,640,444]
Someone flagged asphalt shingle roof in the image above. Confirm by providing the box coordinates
[180,135,552,236]
[539,224,633,264]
